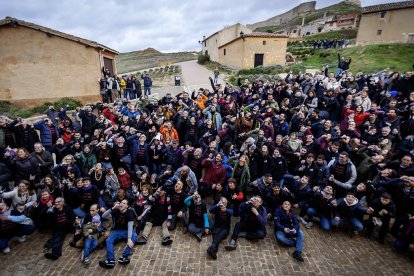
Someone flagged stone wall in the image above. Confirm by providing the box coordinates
[0,25,115,107]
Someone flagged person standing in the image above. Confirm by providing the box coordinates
[141,73,152,96]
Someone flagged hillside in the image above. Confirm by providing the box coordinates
[296,44,414,73]
[254,1,362,33]
[116,48,198,74]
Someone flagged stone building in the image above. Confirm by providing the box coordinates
[356,1,414,45]
[0,17,119,107]
[218,33,288,69]
[201,23,252,63]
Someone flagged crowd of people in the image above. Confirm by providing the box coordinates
[312,38,350,49]
[99,68,153,104]
[0,61,413,268]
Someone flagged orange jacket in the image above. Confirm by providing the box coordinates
[159,125,179,144]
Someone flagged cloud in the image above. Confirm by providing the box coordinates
[0,0,405,52]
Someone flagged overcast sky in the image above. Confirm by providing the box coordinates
[0,0,403,53]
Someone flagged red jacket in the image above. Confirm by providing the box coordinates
[201,158,226,186]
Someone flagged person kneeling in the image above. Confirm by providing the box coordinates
[274,201,305,262]
[225,196,266,251]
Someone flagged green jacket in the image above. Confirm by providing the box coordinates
[226,156,250,189]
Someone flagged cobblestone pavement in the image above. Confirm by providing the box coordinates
[1,219,413,276]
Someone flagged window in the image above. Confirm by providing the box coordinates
[263,40,266,45]
[224,49,226,55]
[380,11,386,19]
[377,30,382,35]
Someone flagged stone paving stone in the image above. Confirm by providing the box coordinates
[0,220,414,275]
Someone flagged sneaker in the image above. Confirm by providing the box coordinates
[16,235,27,243]
[136,236,147,245]
[292,250,304,262]
[195,233,203,242]
[207,246,217,260]
[44,253,59,260]
[83,257,90,265]
[2,247,10,254]
[224,240,237,251]
[238,232,247,238]
[305,222,314,229]
[161,237,173,246]
[99,259,115,269]
[298,217,308,225]
[118,256,130,265]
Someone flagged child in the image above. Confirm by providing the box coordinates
[117,167,131,191]
[82,215,102,265]
[133,184,153,235]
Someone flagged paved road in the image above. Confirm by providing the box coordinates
[177,60,226,93]
[1,219,413,275]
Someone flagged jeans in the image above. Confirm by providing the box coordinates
[105,230,137,261]
[0,224,35,250]
[211,227,229,251]
[230,221,266,241]
[275,229,304,252]
[144,86,151,96]
[168,210,187,231]
[307,208,331,231]
[50,230,68,256]
[331,217,363,231]
[83,237,98,259]
[188,223,204,235]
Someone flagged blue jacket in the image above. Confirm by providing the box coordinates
[126,135,149,166]
[274,206,300,234]
[142,75,152,87]
[33,120,59,147]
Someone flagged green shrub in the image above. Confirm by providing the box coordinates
[197,53,210,64]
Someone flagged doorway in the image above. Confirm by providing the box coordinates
[254,54,264,67]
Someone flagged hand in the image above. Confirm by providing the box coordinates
[204,228,210,235]
[329,175,335,182]
[166,221,171,228]
[47,201,53,208]
[127,238,134,248]
[291,229,297,234]
[267,213,272,220]
[367,207,374,214]
[251,207,259,216]
[293,204,299,208]
[177,211,183,218]
[313,186,319,192]
[335,216,340,221]
[75,217,81,225]
[331,200,337,207]
[284,228,290,233]
[232,194,237,200]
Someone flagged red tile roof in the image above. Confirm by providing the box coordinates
[363,1,414,14]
